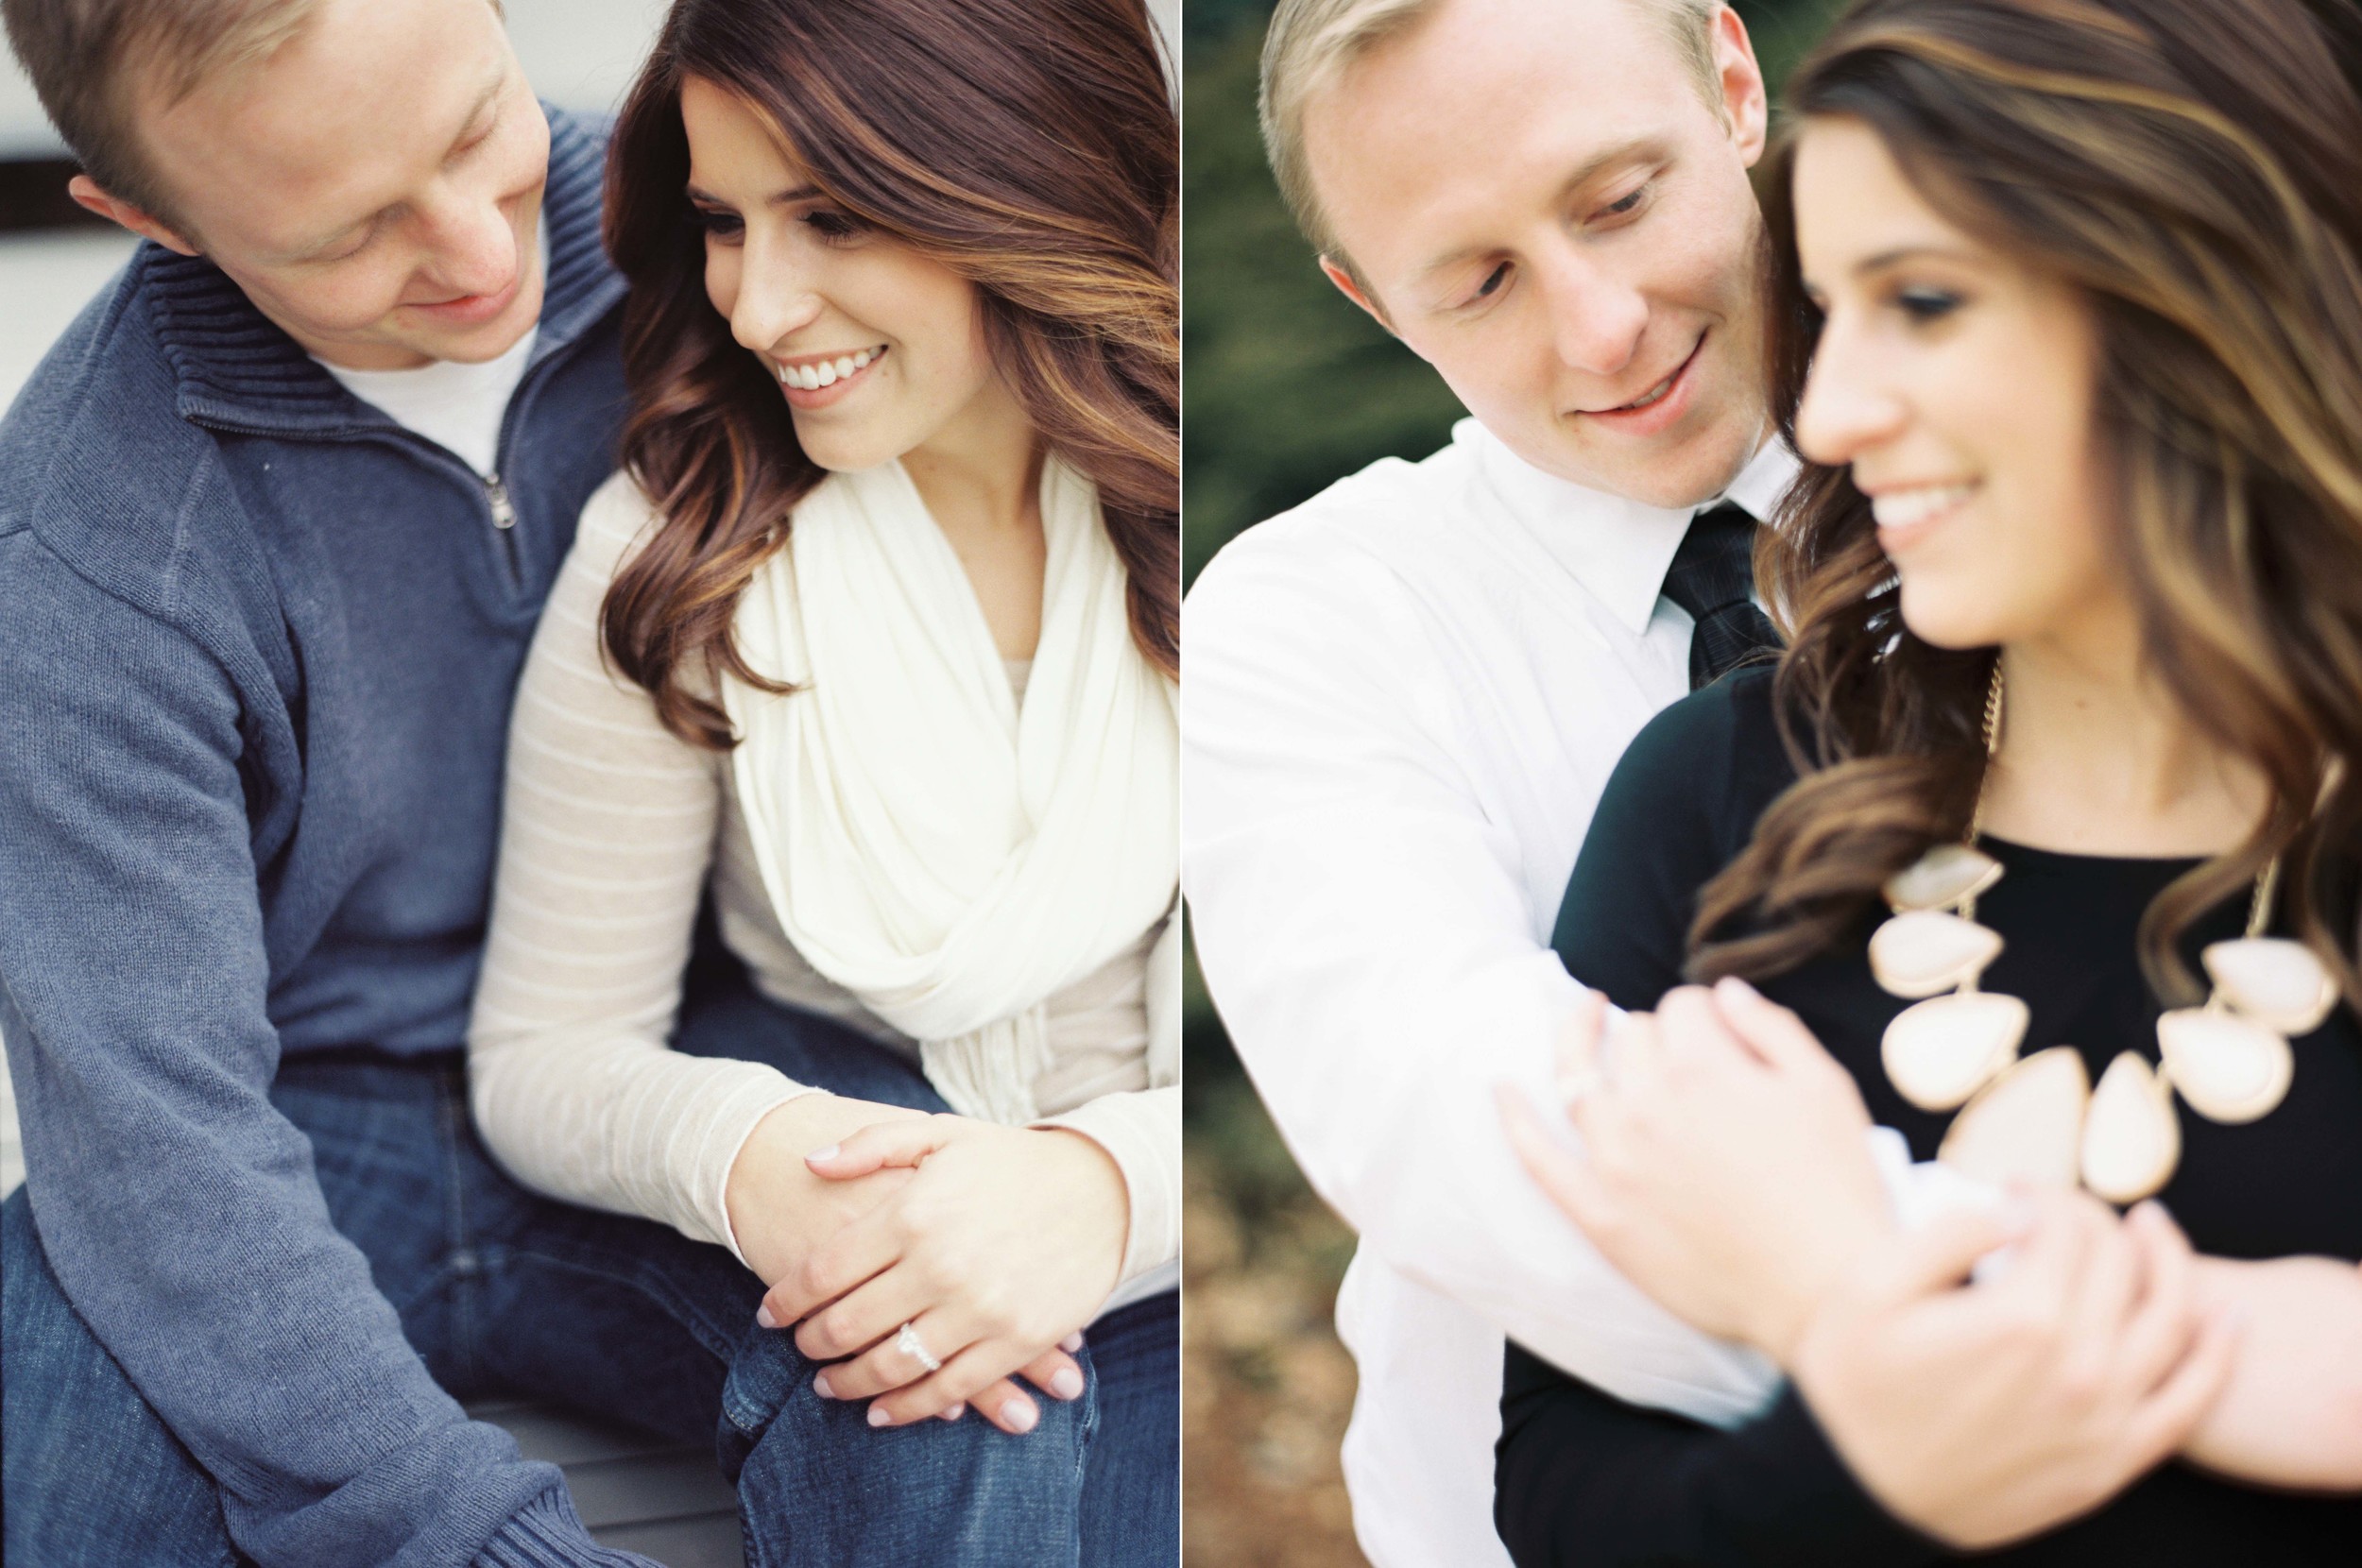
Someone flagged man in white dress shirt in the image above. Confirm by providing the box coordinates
[1182,0,1807,1562]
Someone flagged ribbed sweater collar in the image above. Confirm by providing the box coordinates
[146,106,624,436]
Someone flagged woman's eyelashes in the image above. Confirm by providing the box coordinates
[801,208,869,244]
[1893,283,1965,325]
[690,204,866,247]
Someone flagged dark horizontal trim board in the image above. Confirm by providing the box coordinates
[0,159,113,233]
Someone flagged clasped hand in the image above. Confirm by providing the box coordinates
[1500,980,2240,1547]
[743,1106,1130,1436]
[1499,980,1892,1356]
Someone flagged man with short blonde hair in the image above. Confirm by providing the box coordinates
[1186,0,1801,1561]
[1258,0,1723,286]
[9,0,335,228]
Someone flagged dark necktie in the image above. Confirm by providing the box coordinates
[1661,501,1780,690]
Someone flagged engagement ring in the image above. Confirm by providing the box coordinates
[897,1321,942,1373]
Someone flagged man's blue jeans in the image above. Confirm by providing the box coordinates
[1,968,1177,1567]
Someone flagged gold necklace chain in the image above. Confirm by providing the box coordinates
[1962,659,2271,936]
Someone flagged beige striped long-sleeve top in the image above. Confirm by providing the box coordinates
[468,475,1179,1304]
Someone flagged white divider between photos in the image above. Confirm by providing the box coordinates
[0,1042,18,1197]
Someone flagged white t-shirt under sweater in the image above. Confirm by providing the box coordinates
[467,473,1179,1316]
[317,324,538,479]
[313,230,551,477]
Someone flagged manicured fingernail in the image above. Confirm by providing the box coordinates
[1051,1367,1085,1400]
[756,1303,779,1329]
[805,1144,839,1164]
[938,1403,966,1422]
[1000,1398,1037,1433]
[813,1370,834,1399]
[867,1405,892,1427]
[1715,976,1755,1001]
[1060,1332,1084,1353]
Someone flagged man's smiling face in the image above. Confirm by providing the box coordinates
[126,0,549,370]
[1305,0,1772,507]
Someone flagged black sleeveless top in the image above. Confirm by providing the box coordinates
[1496,667,2362,1566]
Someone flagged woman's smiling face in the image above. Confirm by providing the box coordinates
[679,75,1018,474]
[1789,115,2118,655]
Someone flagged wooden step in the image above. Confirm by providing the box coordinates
[470,1399,744,1568]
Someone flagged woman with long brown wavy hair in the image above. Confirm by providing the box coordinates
[1493,0,2362,1560]
[461,0,1177,1561]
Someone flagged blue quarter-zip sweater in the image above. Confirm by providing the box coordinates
[0,111,640,1566]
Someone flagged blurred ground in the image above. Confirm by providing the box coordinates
[1184,1045,1367,1567]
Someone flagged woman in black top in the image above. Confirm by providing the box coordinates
[1494,0,2362,1562]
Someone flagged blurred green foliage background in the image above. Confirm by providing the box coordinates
[1180,6,1849,1561]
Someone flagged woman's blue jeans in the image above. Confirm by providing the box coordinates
[1,966,1177,1567]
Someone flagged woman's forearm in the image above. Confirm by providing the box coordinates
[1495,1342,1943,1568]
[2181,1255,2362,1490]
[471,1026,803,1249]
[470,478,781,1253]
[1033,1084,1178,1287]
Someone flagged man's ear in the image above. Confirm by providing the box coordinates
[1319,254,1397,339]
[1711,4,1771,167]
[68,175,200,256]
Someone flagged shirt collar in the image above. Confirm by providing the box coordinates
[1721,437,1802,527]
[1464,419,1803,638]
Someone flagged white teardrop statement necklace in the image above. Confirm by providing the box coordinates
[1869,664,2337,1202]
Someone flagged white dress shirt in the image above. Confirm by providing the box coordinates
[1183,418,1799,1568]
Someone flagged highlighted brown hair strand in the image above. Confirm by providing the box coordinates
[602,0,1177,750]
[1694,0,2362,1006]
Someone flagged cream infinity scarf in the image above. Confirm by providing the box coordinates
[725,455,1178,1124]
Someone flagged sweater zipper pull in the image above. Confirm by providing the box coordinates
[485,474,517,531]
